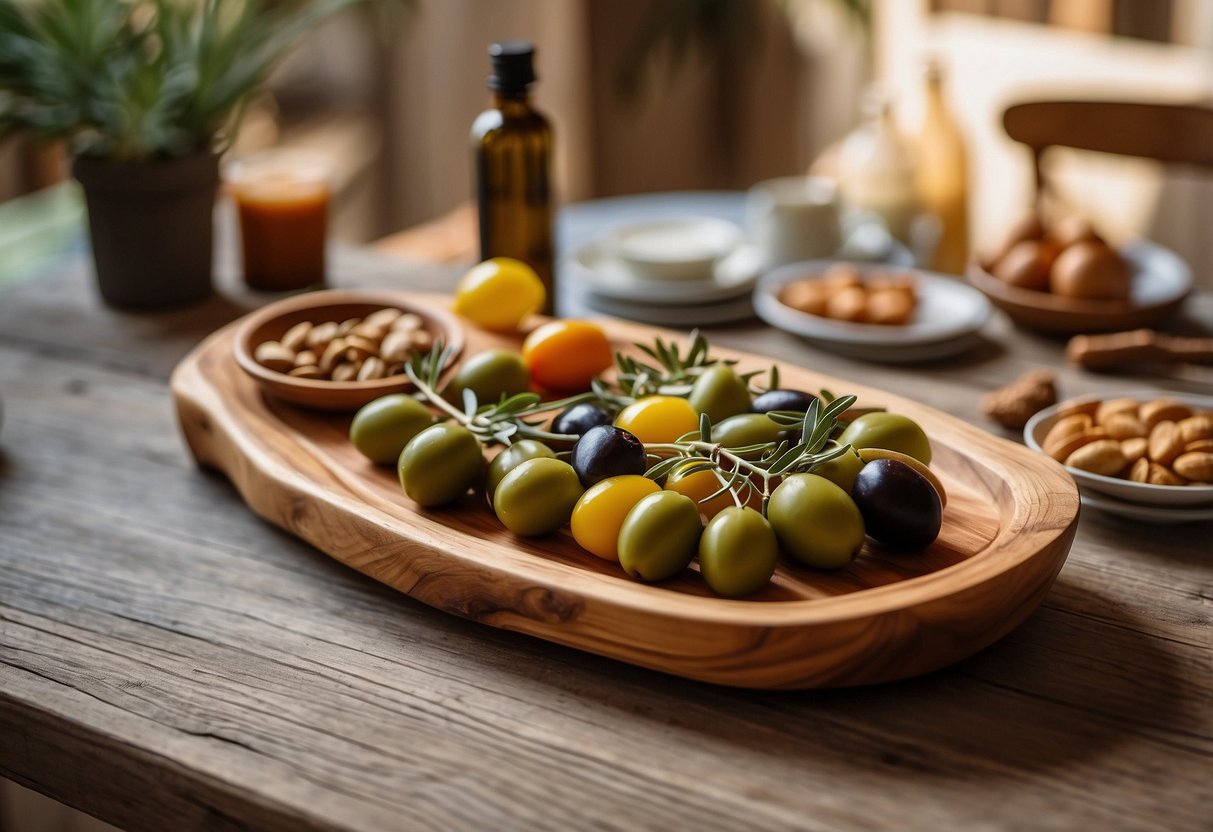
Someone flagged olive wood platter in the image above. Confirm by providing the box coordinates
[171,291,1080,689]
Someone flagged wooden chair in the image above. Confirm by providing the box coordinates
[1002,100,1213,200]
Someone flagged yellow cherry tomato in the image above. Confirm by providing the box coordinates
[665,463,737,520]
[614,396,699,444]
[570,475,661,560]
[522,320,613,393]
[453,257,545,332]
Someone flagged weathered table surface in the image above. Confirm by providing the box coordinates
[1,233,1211,832]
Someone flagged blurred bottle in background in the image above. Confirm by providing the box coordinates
[837,90,919,247]
[471,41,555,314]
[915,59,970,275]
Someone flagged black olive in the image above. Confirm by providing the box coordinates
[571,425,646,488]
[751,389,817,414]
[851,459,942,550]
[552,403,612,438]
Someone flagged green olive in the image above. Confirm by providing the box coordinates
[838,413,932,465]
[486,440,556,504]
[617,491,702,581]
[767,473,865,569]
[448,348,530,406]
[349,394,434,464]
[688,364,752,424]
[812,445,864,494]
[493,457,584,536]
[712,413,784,449]
[698,506,778,596]
[397,423,485,507]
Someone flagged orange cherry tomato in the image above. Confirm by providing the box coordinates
[614,396,698,444]
[522,321,614,393]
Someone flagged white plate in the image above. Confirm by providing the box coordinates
[1123,240,1192,306]
[1024,391,1213,507]
[562,285,756,327]
[566,241,764,305]
[602,216,745,282]
[1080,490,1213,524]
[753,261,992,349]
[809,331,990,364]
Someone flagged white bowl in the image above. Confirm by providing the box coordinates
[1024,391,1213,507]
[603,217,744,282]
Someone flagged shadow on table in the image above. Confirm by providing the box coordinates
[437,574,1191,782]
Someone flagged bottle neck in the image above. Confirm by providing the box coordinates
[492,89,532,111]
[924,72,948,116]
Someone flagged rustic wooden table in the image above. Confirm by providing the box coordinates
[1,215,1211,831]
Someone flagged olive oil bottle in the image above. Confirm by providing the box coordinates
[471,41,555,314]
[916,60,970,275]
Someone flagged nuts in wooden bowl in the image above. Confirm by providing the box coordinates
[233,290,465,411]
[252,307,433,382]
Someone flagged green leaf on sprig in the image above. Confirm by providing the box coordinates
[644,455,695,481]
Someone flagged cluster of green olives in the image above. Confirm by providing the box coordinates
[347,347,946,598]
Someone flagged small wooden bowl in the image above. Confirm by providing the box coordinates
[234,290,465,411]
[967,240,1190,335]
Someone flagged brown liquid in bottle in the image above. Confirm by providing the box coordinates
[471,41,554,314]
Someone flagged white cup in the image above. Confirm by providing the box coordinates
[746,176,842,269]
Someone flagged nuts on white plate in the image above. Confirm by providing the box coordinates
[1043,396,1213,487]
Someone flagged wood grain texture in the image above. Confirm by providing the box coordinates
[173,291,1081,689]
[2,251,1211,832]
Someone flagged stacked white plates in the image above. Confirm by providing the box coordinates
[561,216,911,328]
[561,239,763,326]
[752,260,993,363]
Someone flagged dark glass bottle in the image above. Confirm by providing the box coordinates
[471,41,555,314]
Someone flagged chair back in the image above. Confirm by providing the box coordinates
[1002,101,1213,197]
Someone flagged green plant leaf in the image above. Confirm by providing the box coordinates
[0,0,408,158]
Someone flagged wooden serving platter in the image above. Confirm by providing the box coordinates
[171,292,1080,689]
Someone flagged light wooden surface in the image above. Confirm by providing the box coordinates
[374,202,477,264]
[174,293,1079,688]
[1,243,1211,831]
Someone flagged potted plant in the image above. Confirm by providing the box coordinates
[0,0,375,309]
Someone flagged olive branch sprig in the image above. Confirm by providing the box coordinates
[643,394,858,516]
[402,337,865,494]
[404,342,592,446]
[610,329,773,402]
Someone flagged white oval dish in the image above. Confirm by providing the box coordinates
[603,216,745,282]
[1024,391,1213,507]
[1079,490,1213,524]
[566,241,765,305]
[753,260,992,350]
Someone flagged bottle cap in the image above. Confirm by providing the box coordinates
[487,41,537,91]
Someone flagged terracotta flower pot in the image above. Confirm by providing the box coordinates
[73,152,220,309]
